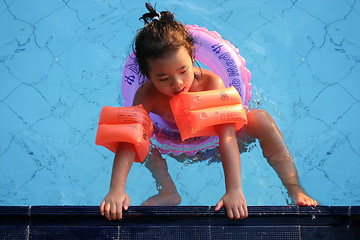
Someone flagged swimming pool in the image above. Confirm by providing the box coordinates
[0,0,359,208]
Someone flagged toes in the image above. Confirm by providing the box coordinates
[297,197,318,207]
[297,199,306,206]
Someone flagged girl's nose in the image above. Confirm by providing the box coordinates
[172,77,183,87]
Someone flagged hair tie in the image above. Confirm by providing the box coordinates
[151,12,161,21]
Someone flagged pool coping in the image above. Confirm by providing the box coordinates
[1,206,359,239]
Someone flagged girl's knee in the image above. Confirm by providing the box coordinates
[246,109,276,137]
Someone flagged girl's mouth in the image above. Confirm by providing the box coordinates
[174,88,185,95]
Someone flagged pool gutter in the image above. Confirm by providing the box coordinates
[1,206,359,239]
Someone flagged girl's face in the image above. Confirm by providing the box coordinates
[147,47,194,98]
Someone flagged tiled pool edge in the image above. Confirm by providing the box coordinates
[0,206,359,239]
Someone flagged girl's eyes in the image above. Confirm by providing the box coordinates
[180,68,188,74]
[158,68,188,81]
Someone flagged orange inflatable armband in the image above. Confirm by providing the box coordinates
[95,105,153,163]
[170,86,247,141]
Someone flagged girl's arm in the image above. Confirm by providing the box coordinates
[100,83,155,220]
[199,68,247,219]
[100,142,135,220]
[215,123,248,220]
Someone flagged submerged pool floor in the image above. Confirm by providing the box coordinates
[1,0,359,208]
[0,206,359,239]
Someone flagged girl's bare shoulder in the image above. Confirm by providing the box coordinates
[194,67,225,90]
[133,81,157,113]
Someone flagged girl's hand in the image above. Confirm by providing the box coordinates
[215,188,248,220]
[100,188,130,220]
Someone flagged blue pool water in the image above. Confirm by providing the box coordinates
[0,0,359,207]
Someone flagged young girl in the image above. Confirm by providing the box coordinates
[100,3,317,221]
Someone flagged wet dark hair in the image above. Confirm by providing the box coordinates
[134,3,195,78]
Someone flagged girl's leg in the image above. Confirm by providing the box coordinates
[244,109,317,206]
[141,147,182,206]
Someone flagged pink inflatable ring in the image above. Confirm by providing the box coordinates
[120,25,252,156]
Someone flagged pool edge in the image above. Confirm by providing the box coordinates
[1,206,359,239]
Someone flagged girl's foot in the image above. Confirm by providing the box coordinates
[141,190,181,206]
[287,185,318,206]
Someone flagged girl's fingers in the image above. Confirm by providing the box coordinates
[104,203,111,220]
[215,199,224,211]
[227,209,234,220]
[99,201,105,216]
[232,207,240,220]
[116,202,123,220]
[110,202,117,220]
[123,196,130,211]
[240,205,248,219]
